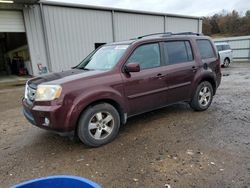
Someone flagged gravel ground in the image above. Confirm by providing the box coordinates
[0,63,250,188]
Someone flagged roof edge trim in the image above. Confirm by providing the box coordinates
[38,0,202,20]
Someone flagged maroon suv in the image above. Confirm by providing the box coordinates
[23,32,221,147]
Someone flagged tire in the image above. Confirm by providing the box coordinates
[223,58,230,68]
[190,81,213,111]
[77,103,120,147]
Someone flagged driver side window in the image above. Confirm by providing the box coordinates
[127,43,160,70]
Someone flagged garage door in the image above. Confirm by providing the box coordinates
[0,11,25,32]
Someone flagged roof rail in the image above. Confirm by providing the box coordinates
[171,32,203,36]
[137,32,173,39]
[132,32,203,40]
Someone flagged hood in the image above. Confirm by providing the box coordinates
[27,69,104,89]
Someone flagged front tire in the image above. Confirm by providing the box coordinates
[77,103,120,147]
[190,81,213,111]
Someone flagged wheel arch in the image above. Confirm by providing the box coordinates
[224,57,230,62]
[83,98,125,124]
[192,73,217,98]
[73,98,126,137]
[198,76,217,95]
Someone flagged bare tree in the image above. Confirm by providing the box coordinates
[202,10,250,36]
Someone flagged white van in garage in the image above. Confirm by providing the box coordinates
[215,42,233,67]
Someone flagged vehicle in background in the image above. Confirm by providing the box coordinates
[215,42,233,67]
[22,32,222,147]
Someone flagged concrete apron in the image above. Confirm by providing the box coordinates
[0,75,30,89]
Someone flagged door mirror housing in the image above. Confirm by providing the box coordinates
[125,62,140,73]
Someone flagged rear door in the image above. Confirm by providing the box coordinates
[161,40,198,104]
[122,43,168,116]
[196,39,221,86]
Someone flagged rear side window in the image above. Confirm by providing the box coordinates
[216,45,223,52]
[197,39,215,59]
[163,41,193,64]
[223,45,231,50]
[127,43,160,70]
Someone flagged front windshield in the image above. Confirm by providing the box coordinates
[76,45,129,70]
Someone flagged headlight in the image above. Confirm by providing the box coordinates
[35,85,62,101]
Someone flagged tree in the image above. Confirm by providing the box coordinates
[202,10,250,36]
[202,17,212,35]
[210,14,220,34]
[245,10,250,17]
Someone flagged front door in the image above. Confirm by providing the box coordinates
[122,43,168,116]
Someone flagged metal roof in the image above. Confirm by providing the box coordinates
[6,0,201,20]
[2,0,202,20]
[39,0,202,20]
[213,35,250,42]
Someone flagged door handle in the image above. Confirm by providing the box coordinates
[150,73,166,80]
[156,73,165,79]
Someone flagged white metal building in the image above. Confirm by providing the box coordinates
[214,36,250,62]
[0,0,202,76]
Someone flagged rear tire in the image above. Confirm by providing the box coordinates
[190,81,213,111]
[223,58,230,68]
[77,103,120,147]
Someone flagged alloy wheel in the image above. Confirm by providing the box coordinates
[224,59,230,67]
[88,112,114,140]
[198,86,212,107]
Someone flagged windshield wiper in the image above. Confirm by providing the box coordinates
[75,67,93,71]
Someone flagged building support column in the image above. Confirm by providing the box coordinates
[197,18,200,33]
[111,10,116,42]
[164,15,166,32]
[39,2,52,72]
[248,39,250,61]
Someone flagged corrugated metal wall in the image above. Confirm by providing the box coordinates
[0,11,25,32]
[23,4,202,75]
[23,6,47,75]
[114,12,164,41]
[165,17,199,33]
[214,36,250,61]
[43,5,113,72]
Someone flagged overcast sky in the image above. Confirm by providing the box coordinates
[47,0,249,17]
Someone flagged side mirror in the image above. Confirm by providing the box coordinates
[125,62,140,73]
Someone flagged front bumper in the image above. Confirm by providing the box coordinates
[22,98,73,132]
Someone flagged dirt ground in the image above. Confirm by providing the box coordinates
[0,63,250,188]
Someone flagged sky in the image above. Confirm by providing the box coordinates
[46,0,250,17]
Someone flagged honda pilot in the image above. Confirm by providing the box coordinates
[23,32,221,147]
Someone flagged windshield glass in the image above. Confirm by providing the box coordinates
[76,45,129,70]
